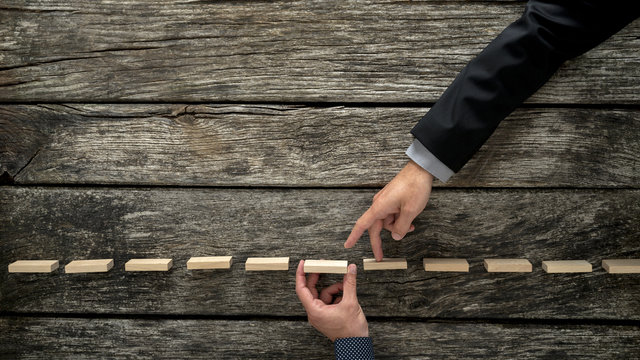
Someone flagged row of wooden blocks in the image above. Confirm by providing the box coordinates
[7,257,640,274]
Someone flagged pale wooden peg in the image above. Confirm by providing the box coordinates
[363,258,407,271]
[187,256,233,270]
[304,259,348,274]
[602,259,640,274]
[542,260,592,273]
[65,259,114,273]
[423,258,469,272]
[125,258,173,272]
[245,257,289,271]
[8,260,59,273]
[484,258,532,272]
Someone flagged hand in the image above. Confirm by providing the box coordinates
[295,260,369,341]
[344,160,434,261]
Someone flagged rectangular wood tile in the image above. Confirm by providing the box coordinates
[602,259,640,274]
[304,260,348,274]
[187,256,233,270]
[484,259,532,273]
[542,260,592,273]
[65,259,114,273]
[423,258,469,272]
[125,258,173,272]
[245,257,289,271]
[8,260,59,273]
[363,258,407,271]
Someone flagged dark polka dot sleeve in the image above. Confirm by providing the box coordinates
[334,337,374,360]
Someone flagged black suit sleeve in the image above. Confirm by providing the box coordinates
[411,0,639,173]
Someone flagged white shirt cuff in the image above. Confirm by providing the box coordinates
[406,138,454,183]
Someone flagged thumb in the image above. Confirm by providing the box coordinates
[342,264,358,303]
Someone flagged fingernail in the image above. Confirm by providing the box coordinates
[392,232,403,241]
[348,264,357,274]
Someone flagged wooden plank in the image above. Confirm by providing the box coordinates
[602,259,640,274]
[1,105,638,188]
[363,258,407,271]
[484,259,532,273]
[8,260,59,273]
[187,256,233,270]
[304,260,348,274]
[542,260,592,273]
[1,187,639,319]
[65,259,114,273]
[125,259,173,272]
[245,257,289,271]
[0,1,638,103]
[1,317,639,359]
[423,258,469,272]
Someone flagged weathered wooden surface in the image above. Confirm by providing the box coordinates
[1,317,639,359]
[1,104,638,187]
[1,1,638,103]
[2,187,639,319]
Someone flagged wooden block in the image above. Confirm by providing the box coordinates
[363,258,407,271]
[65,259,114,273]
[245,257,289,271]
[484,259,532,272]
[542,260,592,273]
[423,258,469,272]
[125,258,173,272]
[8,260,59,273]
[187,256,233,270]
[303,259,348,274]
[602,259,640,274]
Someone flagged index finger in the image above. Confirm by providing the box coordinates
[344,206,384,249]
[295,260,315,308]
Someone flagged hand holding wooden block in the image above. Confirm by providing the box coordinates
[65,259,114,273]
[187,256,233,270]
[363,258,407,270]
[303,259,348,274]
[484,259,532,272]
[8,260,59,273]
[245,257,289,271]
[602,259,640,274]
[423,258,469,272]
[542,260,592,273]
[125,258,173,272]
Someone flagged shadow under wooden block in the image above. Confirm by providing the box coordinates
[542,260,592,273]
[65,259,114,273]
[602,259,640,274]
[423,258,469,272]
[363,258,407,271]
[8,260,59,273]
[304,260,348,274]
[125,259,173,272]
[187,256,233,270]
[484,259,532,273]
[245,257,289,271]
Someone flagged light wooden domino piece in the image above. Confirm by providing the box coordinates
[542,260,592,273]
[245,257,289,271]
[363,258,407,271]
[125,258,173,272]
[304,259,348,274]
[484,258,532,272]
[8,260,59,273]
[187,256,233,270]
[602,259,640,274]
[423,258,469,272]
[65,259,114,273]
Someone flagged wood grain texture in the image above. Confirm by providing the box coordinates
[1,317,639,359]
[1,187,639,319]
[8,260,59,273]
[602,259,640,274]
[0,1,638,103]
[1,105,638,187]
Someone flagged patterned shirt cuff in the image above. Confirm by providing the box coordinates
[334,337,374,360]
[406,138,454,183]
